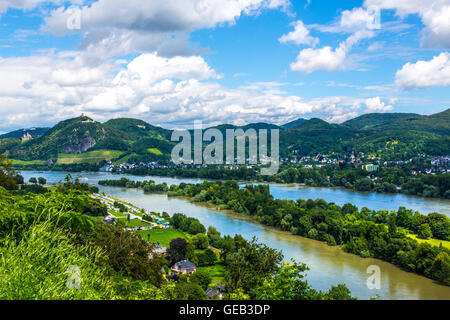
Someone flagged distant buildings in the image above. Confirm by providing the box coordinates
[21,132,32,141]
[364,164,379,172]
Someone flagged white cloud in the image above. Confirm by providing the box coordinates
[0,0,68,14]
[290,30,373,73]
[364,0,450,48]
[279,20,319,46]
[43,0,291,57]
[395,52,450,89]
[0,50,373,131]
[340,7,380,32]
[365,97,394,112]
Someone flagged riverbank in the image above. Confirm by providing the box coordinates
[97,179,449,286]
[96,186,450,300]
[168,194,450,286]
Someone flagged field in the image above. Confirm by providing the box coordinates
[147,148,163,155]
[137,228,190,247]
[56,150,124,164]
[10,159,46,166]
[407,234,450,249]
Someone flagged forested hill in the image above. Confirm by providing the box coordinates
[0,127,49,140]
[0,109,449,163]
[279,109,450,158]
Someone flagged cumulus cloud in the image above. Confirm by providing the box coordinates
[365,97,394,112]
[278,20,319,46]
[284,5,378,74]
[395,52,450,89]
[43,0,291,57]
[0,50,370,131]
[364,0,450,48]
[290,30,373,73]
[0,0,68,14]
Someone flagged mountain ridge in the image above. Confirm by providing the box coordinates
[1,108,449,163]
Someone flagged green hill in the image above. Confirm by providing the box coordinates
[282,118,307,129]
[1,108,449,164]
[342,113,420,130]
[0,127,49,140]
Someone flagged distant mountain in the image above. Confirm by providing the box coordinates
[342,109,450,136]
[207,122,281,133]
[2,108,449,163]
[4,116,173,162]
[282,118,307,129]
[279,109,450,157]
[0,127,49,140]
[342,113,420,130]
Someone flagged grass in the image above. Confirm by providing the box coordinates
[147,148,163,155]
[407,234,450,249]
[56,150,124,165]
[198,263,227,285]
[113,153,137,165]
[10,159,46,166]
[137,228,190,247]
[108,210,127,218]
[116,218,150,228]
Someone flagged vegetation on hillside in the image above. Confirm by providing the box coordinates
[0,160,355,300]
[1,109,449,166]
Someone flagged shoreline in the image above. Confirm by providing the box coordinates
[170,194,450,288]
[16,168,450,201]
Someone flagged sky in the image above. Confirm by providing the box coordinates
[0,0,449,132]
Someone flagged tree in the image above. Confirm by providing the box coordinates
[0,155,16,190]
[169,238,188,265]
[13,174,24,185]
[190,269,212,290]
[250,262,354,300]
[187,220,206,235]
[226,237,283,292]
[38,177,47,185]
[198,249,217,266]
[324,284,356,300]
[191,233,209,249]
[185,244,199,266]
[173,283,208,300]
[207,226,222,247]
[90,224,166,286]
[29,177,38,185]
[418,223,432,239]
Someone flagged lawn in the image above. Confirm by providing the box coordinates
[108,210,127,218]
[198,263,227,285]
[407,234,450,249]
[116,218,150,228]
[56,150,124,164]
[137,228,190,247]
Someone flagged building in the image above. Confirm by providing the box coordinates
[21,132,32,141]
[154,246,168,255]
[205,288,221,300]
[364,164,379,173]
[171,260,196,275]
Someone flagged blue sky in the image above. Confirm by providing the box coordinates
[0,0,449,132]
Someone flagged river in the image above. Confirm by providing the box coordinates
[19,171,450,300]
